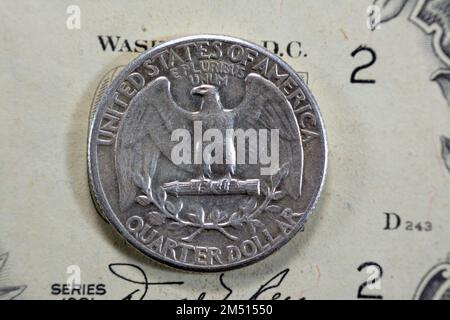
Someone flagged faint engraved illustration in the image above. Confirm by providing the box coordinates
[373,0,450,172]
[0,252,26,300]
[372,0,450,101]
[410,0,450,66]
[369,0,408,29]
[373,0,409,22]
[432,68,450,105]
[413,254,450,300]
[441,135,450,171]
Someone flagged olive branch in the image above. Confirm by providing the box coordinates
[134,163,298,242]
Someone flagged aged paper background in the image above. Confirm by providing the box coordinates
[1,0,449,299]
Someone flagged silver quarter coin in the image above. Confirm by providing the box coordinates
[88,35,327,271]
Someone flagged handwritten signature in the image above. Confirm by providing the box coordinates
[108,263,305,300]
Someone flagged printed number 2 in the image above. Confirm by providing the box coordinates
[350,46,377,84]
[357,262,383,299]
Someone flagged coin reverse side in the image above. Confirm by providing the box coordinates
[88,35,327,271]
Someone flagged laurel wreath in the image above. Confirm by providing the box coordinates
[134,163,300,242]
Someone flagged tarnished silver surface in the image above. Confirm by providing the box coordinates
[88,35,327,271]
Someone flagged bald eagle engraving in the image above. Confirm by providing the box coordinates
[115,73,303,211]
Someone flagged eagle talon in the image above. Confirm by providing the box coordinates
[220,173,233,191]
[220,179,229,191]
[225,172,233,180]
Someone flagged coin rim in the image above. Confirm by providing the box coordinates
[88,34,328,272]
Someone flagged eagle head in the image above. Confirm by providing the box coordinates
[190,85,223,112]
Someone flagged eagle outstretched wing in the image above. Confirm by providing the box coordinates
[115,76,196,211]
[232,73,304,199]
